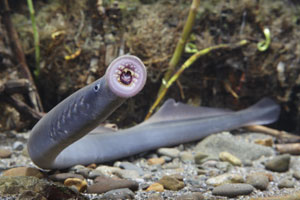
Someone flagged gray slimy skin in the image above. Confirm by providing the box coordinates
[28,55,147,169]
[28,56,280,169]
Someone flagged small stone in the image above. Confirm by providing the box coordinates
[13,141,24,151]
[254,138,273,147]
[278,178,294,188]
[86,163,97,169]
[75,167,91,178]
[116,161,145,176]
[293,171,300,180]
[101,188,135,200]
[206,173,244,186]
[219,152,242,166]
[114,169,140,179]
[246,173,269,190]
[146,182,164,192]
[148,157,165,165]
[212,183,254,197]
[88,169,104,179]
[265,154,290,172]
[95,165,120,176]
[49,173,84,182]
[64,178,87,192]
[157,148,180,158]
[87,176,138,194]
[3,167,43,178]
[179,152,194,163]
[197,169,207,175]
[159,175,185,191]
[194,152,209,164]
[175,192,205,200]
[0,148,12,158]
[148,193,164,200]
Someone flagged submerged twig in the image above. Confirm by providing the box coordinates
[157,0,200,96]
[0,0,43,112]
[276,143,300,155]
[246,125,300,143]
[145,40,249,120]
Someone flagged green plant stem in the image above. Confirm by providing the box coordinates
[27,0,40,77]
[157,0,200,96]
[145,40,249,120]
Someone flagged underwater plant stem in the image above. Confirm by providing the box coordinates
[0,0,43,112]
[157,0,200,96]
[27,0,40,77]
[145,40,249,120]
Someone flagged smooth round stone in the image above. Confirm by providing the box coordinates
[157,148,180,158]
[115,161,145,176]
[49,173,84,182]
[87,176,138,194]
[64,178,87,192]
[13,141,24,151]
[175,192,204,200]
[206,173,244,186]
[179,152,194,163]
[3,167,44,178]
[212,183,254,197]
[219,151,242,166]
[148,157,165,165]
[159,175,185,191]
[265,154,290,172]
[0,148,12,158]
[101,188,135,200]
[194,152,209,164]
[278,178,295,188]
[246,173,269,190]
[146,182,164,192]
[293,171,300,180]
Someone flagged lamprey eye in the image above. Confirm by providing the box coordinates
[94,83,101,92]
[105,55,147,98]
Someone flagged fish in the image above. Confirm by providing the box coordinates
[27,55,280,169]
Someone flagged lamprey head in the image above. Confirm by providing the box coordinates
[105,55,147,98]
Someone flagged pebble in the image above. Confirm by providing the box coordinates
[88,169,105,179]
[0,148,12,158]
[212,183,254,197]
[101,188,135,200]
[113,169,140,179]
[194,152,209,164]
[146,182,164,192]
[12,141,24,151]
[2,167,44,178]
[64,177,87,192]
[175,192,204,200]
[195,132,275,161]
[265,154,290,172]
[246,173,269,190]
[293,171,300,180]
[49,173,84,182]
[278,178,294,188]
[159,175,185,191]
[179,152,194,163]
[157,147,180,158]
[116,161,145,176]
[219,151,242,166]
[206,173,244,186]
[87,176,138,194]
[148,157,165,165]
